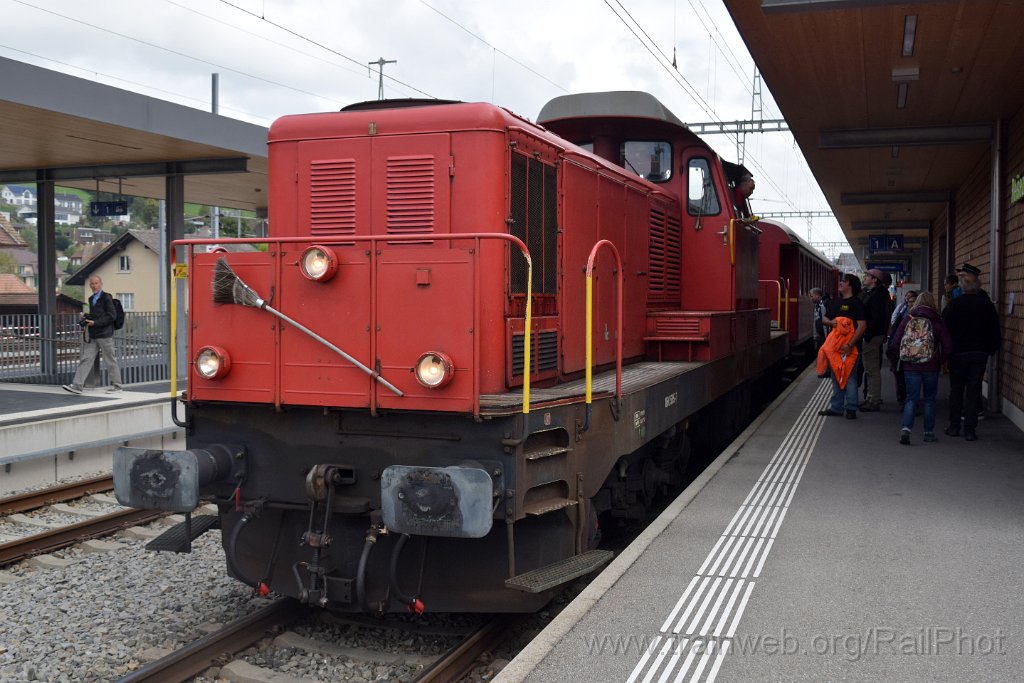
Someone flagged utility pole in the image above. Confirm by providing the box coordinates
[368,57,397,100]
[739,68,764,165]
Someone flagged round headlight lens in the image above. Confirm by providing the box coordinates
[194,346,231,380]
[300,246,338,281]
[414,352,454,389]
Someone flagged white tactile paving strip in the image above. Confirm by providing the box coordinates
[625,379,830,683]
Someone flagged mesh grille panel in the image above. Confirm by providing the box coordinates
[510,155,528,292]
[509,153,558,296]
[543,164,558,294]
[310,159,356,237]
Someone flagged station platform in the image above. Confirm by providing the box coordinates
[499,367,1024,682]
[0,381,182,494]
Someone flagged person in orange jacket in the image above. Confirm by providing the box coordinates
[819,273,867,419]
[816,316,859,388]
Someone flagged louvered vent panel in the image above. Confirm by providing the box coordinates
[310,159,356,237]
[648,208,681,304]
[655,318,701,336]
[387,155,435,235]
[511,331,559,376]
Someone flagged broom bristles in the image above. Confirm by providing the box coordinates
[212,257,265,308]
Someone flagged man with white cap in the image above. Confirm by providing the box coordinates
[941,263,1001,441]
[858,268,891,411]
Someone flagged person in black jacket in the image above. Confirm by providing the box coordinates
[858,269,891,411]
[941,263,1001,441]
[63,275,123,394]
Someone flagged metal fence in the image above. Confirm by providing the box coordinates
[0,312,170,385]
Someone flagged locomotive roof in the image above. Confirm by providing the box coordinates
[537,91,687,130]
[269,101,533,143]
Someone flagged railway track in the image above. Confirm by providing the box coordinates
[0,473,114,515]
[0,475,167,567]
[114,600,523,683]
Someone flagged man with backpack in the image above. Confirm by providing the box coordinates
[887,291,952,445]
[942,263,1001,441]
[63,275,123,394]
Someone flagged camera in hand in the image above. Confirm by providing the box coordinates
[78,315,90,328]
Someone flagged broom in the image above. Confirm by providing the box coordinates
[212,258,403,396]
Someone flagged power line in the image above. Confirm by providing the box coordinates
[416,0,570,95]
[12,0,355,108]
[216,0,435,99]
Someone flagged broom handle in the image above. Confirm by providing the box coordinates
[262,305,404,397]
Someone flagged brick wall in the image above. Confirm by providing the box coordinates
[1002,109,1024,414]
[949,108,1024,418]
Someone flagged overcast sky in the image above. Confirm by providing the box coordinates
[1,0,849,252]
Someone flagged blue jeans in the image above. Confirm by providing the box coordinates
[829,362,860,413]
[902,370,938,433]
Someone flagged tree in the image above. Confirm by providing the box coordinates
[54,233,72,251]
[0,251,17,275]
[20,227,37,252]
[130,197,159,227]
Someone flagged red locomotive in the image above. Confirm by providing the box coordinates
[115,91,789,613]
[756,218,839,350]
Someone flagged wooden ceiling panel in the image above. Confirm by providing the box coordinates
[724,0,1023,259]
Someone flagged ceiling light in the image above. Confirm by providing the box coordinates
[891,146,900,158]
[902,15,918,57]
[897,83,908,109]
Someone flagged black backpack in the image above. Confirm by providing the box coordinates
[112,298,125,330]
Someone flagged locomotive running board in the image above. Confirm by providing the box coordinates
[146,514,220,553]
[504,549,614,593]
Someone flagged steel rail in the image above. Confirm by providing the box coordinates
[414,614,524,683]
[115,598,305,683]
[0,507,166,566]
[0,474,113,516]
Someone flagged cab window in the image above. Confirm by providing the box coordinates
[621,141,671,182]
[687,158,721,215]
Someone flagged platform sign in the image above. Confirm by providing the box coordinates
[869,234,903,251]
[90,201,128,217]
[866,262,906,277]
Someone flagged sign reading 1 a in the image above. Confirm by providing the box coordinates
[869,234,904,251]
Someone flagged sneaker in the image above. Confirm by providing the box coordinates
[846,410,857,420]
[818,409,840,417]
[923,432,937,443]
[106,385,123,393]
[62,384,83,394]
[899,432,911,445]
[964,430,978,442]
[944,425,961,437]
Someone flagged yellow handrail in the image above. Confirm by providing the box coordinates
[584,240,623,431]
[758,279,783,330]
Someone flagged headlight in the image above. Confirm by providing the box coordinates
[300,245,338,281]
[414,352,454,389]
[194,346,231,380]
